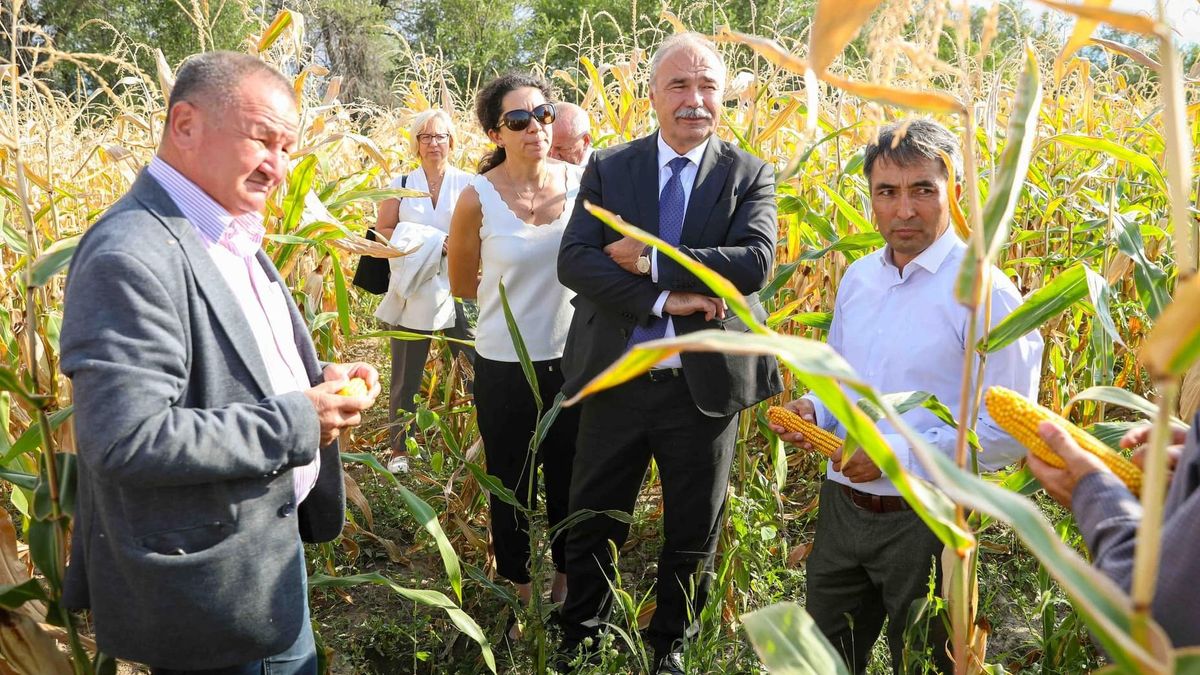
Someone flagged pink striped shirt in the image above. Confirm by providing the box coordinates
[147,157,320,504]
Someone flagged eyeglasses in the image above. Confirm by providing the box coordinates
[496,103,556,132]
[417,133,451,145]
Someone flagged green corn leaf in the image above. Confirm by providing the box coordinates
[798,232,884,262]
[1,406,72,465]
[1067,386,1188,429]
[1142,272,1200,377]
[1115,215,1171,320]
[565,329,974,552]
[583,202,763,335]
[1047,133,1168,195]
[882,401,1174,674]
[742,601,850,675]
[497,279,540,411]
[329,250,351,338]
[257,9,296,53]
[29,235,80,288]
[980,44,1044,261]
[465,462,522,510]
[0,579,49,609]
[309,572,495,673]
[340,452,463,603]
[982,263,1089,353]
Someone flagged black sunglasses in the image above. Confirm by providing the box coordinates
[497,103,556,132]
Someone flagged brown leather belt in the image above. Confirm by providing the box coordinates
[839,483,911,514]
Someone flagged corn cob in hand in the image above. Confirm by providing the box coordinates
[985,386,1142,494]
[767,406,842,459]
[337,377,369,398]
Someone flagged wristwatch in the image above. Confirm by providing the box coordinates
[635,245,652,275]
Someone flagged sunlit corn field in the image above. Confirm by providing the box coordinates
[1,0,1199,673]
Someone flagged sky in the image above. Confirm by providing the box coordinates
[976,0,1200,44]
[1104,0,1199,42]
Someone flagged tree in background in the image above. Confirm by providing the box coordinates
[299,0,400,105]
[9,0,1195,115]
[526,0,813,98]
[7,0,255,98]
[395,0,528,92]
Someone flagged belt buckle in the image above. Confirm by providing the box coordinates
[646,368,680,383]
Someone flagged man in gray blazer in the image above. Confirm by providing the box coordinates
[59,52,378,673]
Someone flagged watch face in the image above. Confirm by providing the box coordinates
[636,257,650,274]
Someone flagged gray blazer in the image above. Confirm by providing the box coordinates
[59,170,345,669]
[1073,415,1200,647]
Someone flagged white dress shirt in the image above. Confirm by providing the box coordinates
[648,133,711,369]
[804,228,1043,496]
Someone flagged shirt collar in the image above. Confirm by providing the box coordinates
[656,132,710,171]
[881,226,962,275]
[147,156,265,257]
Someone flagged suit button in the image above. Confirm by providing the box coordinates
[278,503,296,517]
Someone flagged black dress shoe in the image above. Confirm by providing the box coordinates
[654,651,685,675]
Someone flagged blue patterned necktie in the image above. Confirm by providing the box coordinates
[628,156,691,348]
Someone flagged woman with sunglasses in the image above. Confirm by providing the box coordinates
[448,74,583,640]
[375,108,475,475]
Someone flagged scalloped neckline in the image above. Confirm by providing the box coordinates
[477,165,571,227]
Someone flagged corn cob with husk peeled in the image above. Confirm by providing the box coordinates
[337,377,368,398]
[767,406,842,458]
[985,386,1142,494]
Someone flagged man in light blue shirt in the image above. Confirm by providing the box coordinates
[771,118,1043,673]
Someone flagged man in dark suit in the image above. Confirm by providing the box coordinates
[556,32,781,674]
[59,52,378,673]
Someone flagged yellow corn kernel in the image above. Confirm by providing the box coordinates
[985,386,1142,494]
[337,377,368,398]
[767,406,842,459]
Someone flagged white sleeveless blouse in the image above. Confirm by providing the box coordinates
[473,163,583,362]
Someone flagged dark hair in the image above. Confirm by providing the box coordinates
[474,73,554,174]
[863,118,963,184]
[167,51,293,124]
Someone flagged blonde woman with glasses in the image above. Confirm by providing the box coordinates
[375,109,475,474]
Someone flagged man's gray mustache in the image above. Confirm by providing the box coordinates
[676,107,712,120]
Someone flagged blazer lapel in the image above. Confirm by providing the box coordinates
[629,134,661,235]
[131,171,276,397]
[682,137,733,247]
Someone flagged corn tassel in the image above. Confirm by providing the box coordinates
[985,386,1142,494]
[767,406,842,458]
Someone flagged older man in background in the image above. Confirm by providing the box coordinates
[550,101,594,166]
[60,51,377,673]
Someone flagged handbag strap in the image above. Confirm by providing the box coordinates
[366,174,409,242]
